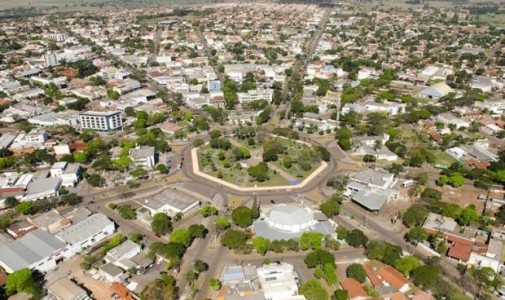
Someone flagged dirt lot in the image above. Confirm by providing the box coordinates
[439,185,485,212]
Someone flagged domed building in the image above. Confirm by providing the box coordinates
[253,203,337,240]
[265,205,317,233]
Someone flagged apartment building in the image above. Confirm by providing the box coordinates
[79,111,123,132]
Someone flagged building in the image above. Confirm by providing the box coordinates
[23,177,62,201]
[129,146,156,169]
[44,53,60,67]
[470,76,492,92]
[56,213,115,258]
[79,111,123,132]
[237,89,273,103]
[99,263,126,283]
[136,189,200,220]
[0,229,65,273]
[257,262,301,300]
[252,204,337,240]
[345,170,399,212]
[27,210,70,234]
[47,278,90,300]
[104,240,142,270]
[435,112,470,129]
[418,82,453,100]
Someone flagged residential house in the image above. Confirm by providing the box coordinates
[340,278,369,300]
[345,170,399,212]
[129,146,156,169]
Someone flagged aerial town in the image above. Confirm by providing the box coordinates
[0,0,504,299]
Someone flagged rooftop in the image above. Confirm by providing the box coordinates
[48,278,87,300]
[56,213,113,245]
[0,229,65,272]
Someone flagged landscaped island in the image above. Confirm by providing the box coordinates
[196,128,330,187]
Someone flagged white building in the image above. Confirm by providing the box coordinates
[418,82,453,100]
[435,112,470,129]
[104,240,141,270]
[129,146,156,169]
[50,162,82,187]
[345,170,399,212]
[44,53,60,67]
[79,111,123,132]
[237,89,273,103]
[0,229,65,273]
[136,189,200,220]
[56,213,115,258]
[257,263,302,300]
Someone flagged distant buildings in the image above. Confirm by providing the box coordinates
[79,111,123,132]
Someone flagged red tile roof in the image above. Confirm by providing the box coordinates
[448,242,472,261]
[376,266,410,291]
[363,262,382,288]
[340,278,368,299]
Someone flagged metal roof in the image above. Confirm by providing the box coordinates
[25,177,62,195]
[266,205,313,227]
[48,278,87,300]
[56,213,113,245]
[0,229,65,272]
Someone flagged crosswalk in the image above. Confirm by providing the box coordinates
[305,189,328,203]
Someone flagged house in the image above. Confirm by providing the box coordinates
[422,212,474,263]
[418,82,453,100]
[0,229,65,273]
[435,112,470,129]
[136,189,200,221]
[129,146,156,169]
[47,278,89,300]
[474,97,505,115]
[158,122,182,135]
[345,170,399,211]
[340,278,369,300]
[56,213,115,258]
[105,240,141,270]
[375,266,411,293]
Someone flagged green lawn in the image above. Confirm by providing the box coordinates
[432,150,458,167]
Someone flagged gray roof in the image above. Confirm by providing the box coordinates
[488,238,503,257]
[423,212,457,232]
[62,207,92,224]
[28,210,64,228]
[48,278,87,300]
[64,163,81,174]
[79,111,120,117]
[0,229,65,272]
[351,188,391,211]
[56,213,113,245]
[143,189,199,211]
[418,82,453,98]
[100,262,123,277]
[26,177,62,195]
[105,240,140,261]
[351,170,393,188]
[0,133,16,149]
[129,146,155,159]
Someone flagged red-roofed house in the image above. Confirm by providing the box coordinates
[340,278,369,300]
[376,266,411,293]
[158,122,182,135]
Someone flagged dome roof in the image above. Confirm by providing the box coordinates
[266,204,314,227]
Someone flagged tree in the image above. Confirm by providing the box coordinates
[251,198,260,220]
[194,259,209,273]
[131,167,148,179]
[420,188,441,202]
[363,154,377,163]
[200,205,218,217]
[457,205,479,226]
[253,237,270,255]
[496,205,505,224]
[345,229,368,248]
[231,206,253,228]
[210,278,221,291]
[346,263,367,283]
[220,230,248,249]
[304,250,335,268]
[300,232,324,250]
[86,174,105,187]
[247,162,270,181]
[169,229,192,246]
[15,201,34,215]
[118,205,136,219]
[151,213,172,235]
[214,218,230,234]
[156,163,169,174]
[320,200,340,218]
[300,279,329,300]
[403,204,429,227]
[60,193,82,206]
[333,289,349,300]
[412,265,440,289]
[5,268,41,297]
[394,256,422,277]
[4,197,19,208]
[188,224,208,239]
[323,263,338,284]
[406,227,427,245]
